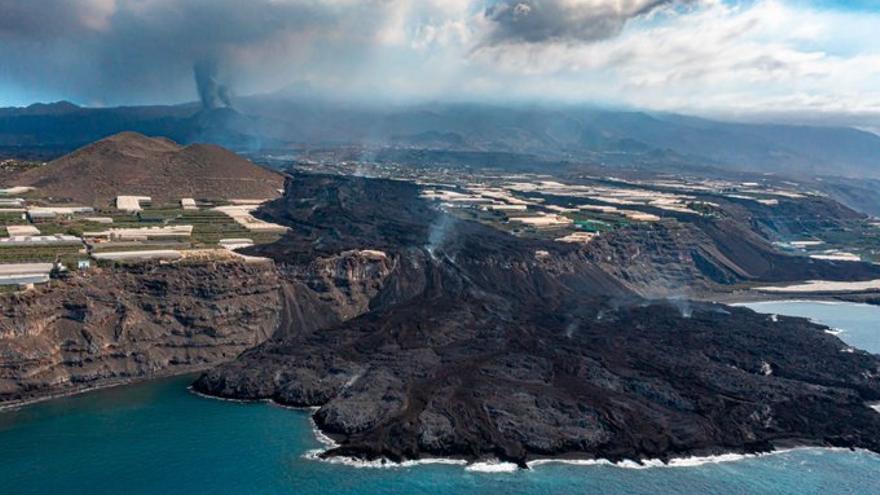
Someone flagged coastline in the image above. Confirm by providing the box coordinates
[189,386,880,473]
[6,361,879,474]
[1,295,870,412]
[5,297,877,473]
[0,366,209,412]
[702,285,880,307]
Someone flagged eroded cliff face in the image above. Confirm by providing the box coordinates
[273,249,399,337]
[586,217,880,299]
[0,246,405,405]
[0,262,282,404]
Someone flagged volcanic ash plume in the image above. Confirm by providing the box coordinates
[193,60,233,110]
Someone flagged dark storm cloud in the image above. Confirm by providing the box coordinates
[0,0,101,39]
[0,0,386,105]
[483,0,689,45]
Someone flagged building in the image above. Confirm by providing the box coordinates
[82,217,114,224]
[219,238,254,250]
[555,232,597,244]
[27,206,94,221]
[0,198,25,207]
[92,250,182,262]
[214,205,288,232]
[510,214,574,229]
[83,225,193,242]
[483,204,529,212]
[5,225,40,236]
[0,235,82,247]
[116,196,151,212]
[0,187,34,196]
[181,198,198,210]
[0,262,53,286]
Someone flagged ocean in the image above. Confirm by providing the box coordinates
[1,300,878,495]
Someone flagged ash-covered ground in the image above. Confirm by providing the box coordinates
[194,172,880,466]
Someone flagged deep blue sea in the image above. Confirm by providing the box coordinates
[1,301,879,495]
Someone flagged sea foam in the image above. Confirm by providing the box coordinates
[188,384,878,473]
[464,461,519,473]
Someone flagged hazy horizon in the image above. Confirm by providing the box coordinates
[0,1,878,132]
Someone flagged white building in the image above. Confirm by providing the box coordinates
[92,250,182,262]
[0,235,81,247]
[0,187,34,196]
[27,206,94,220]
[0,263,53,286]
[82,217,114,224]
[83,225,193,242]
[0,198,25,207]
[214,204,288,232]
[5,225,40,236]
[116,196,151,212]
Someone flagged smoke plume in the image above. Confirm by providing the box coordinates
[194,60,233,110]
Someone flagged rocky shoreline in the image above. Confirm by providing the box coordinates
[194,365,880,471]
[193,295,880,467]
[0,367,208,412]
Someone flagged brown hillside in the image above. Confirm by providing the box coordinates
[8,132,284,206]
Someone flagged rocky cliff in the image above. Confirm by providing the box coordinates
[0,261,282,404]
[0,244,412,406]
[586,217,880,299]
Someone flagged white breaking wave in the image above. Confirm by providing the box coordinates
[187,387,267,404]
[528,453,753,470]
[188,386,879,473]
[465,461,519,473]
[302,449,467,470]
[526,448,868,470]
[307,415,339,449]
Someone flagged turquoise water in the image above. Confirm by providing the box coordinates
[1,301,879,495]
[740,300,880,354]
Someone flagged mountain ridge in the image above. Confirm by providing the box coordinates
[5,131,284,206]
[1,99,879,179]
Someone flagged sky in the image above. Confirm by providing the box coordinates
[0,0,878,129]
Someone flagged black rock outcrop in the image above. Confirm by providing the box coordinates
[194,172,880,466]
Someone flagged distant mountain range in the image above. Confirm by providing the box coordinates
[1,98,879,179]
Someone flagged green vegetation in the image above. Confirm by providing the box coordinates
[805,219,880,260]
[0,245,83,266]
[169,210,282,247]
[687,201,721,217]
[0,205,282,265]
[564,212,629,232]
[0,212,27,226]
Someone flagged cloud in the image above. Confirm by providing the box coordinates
[467,0,880,119]
[0,0,410,105]
[481,0,691,46]
[0,0,877,132]
[0,0,116,38]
